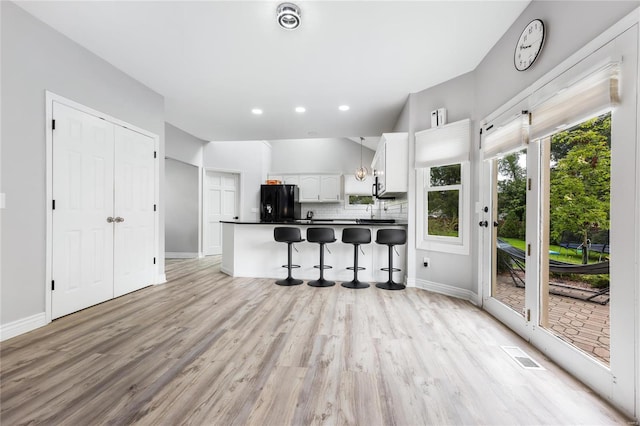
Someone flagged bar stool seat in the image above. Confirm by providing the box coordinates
[375,229,406,290]
[274,227,304,286]
[341,228,371,289]
[306,227,336,287]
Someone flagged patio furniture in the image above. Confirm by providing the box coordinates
[497,239,610,304]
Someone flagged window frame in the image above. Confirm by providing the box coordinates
[416,161,470,255]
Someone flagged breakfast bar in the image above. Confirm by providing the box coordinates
[221,220,407,284]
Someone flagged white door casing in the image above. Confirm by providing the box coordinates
[52,102,115,319]
[113,125,156,297]
[204,171,238,255]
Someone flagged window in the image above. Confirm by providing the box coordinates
[426,164,462,240]
[345,194,374,209]
[416,161,470,254]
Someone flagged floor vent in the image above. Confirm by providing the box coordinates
[501,346,545,370]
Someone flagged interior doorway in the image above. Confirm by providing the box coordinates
[203,170,239,256]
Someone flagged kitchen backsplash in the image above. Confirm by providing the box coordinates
[302,197,408,222]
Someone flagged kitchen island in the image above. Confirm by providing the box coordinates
[221,220,407,284]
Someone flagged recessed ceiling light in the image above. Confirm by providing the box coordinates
[277,3,301,30]
[338,105,350,111]
[251,108,263,115]
[295,106,306,113]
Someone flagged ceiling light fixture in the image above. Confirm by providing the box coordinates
[277,3,301,30]
[295,106,306,113]
[339,105,350,111]
[251,108,263,115]
[355,137,369,182]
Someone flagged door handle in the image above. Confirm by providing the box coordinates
[106,216,115,223]
[114,217,125,223]
[493,221,499,227]
[479,220,488,227]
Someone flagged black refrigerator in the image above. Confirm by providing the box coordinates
[260,185,301,222]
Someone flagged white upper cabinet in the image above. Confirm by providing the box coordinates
[299,175,320,201]
[344,174,373,195]
[299,174,342,202]
[371,132,408,196]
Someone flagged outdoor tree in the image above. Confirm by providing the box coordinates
[497,151,527,239]
[550,115,611,263]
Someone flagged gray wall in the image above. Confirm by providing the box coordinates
[165,123,206,167]
[398,73,477,291]
[269,138,375,174]
[165,159,199,255]
[395,0,639,297]
[0,2,165,325]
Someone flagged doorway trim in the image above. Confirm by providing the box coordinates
[44,91,161,324]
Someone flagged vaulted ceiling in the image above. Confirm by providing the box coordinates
[16,1,530,142]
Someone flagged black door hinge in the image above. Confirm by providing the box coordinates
[52,199,56,210]
[154,204,157,212]
[51,280,55,291]
[153,257,156,265]
[52,119,56,130]
[154,151,157,159]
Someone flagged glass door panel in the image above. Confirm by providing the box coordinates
[540,113,611,366]
[491,148,528,316]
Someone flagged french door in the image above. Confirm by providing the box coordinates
[52,101,155,318]
[480,24,637,415]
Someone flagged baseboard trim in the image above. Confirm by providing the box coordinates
[415,278,477,304]
[0,312,48,342]
[165,252,199,259]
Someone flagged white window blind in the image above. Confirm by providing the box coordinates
[415,118,470,168]
[530,62,619,140]
[482,112,530,159]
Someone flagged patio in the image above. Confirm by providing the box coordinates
[494,274,610,365]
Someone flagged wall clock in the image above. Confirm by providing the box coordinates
[514,19,545,71]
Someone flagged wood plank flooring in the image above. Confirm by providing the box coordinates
[0,256,630,425]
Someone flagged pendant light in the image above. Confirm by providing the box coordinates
[355,137,369,181]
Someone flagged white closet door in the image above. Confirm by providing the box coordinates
[113,125,155,297]
[204,171,238,255]
[52,102,115,319]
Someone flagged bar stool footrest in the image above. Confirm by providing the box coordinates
[313,264,333,270]
[346,266,366,271]
[380,267,401,273]
[281,264,301,269]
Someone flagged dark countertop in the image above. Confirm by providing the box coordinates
[221,219,408,227]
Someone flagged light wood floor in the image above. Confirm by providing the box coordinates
[1,256,629,425]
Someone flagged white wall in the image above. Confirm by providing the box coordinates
[203,140,271,222]
[165,159,199,255]
[269,138,374,174]
[0,2,165,326]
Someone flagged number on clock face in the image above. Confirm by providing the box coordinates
[514,19,545,71]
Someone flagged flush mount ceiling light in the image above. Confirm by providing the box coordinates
[295,106,306,113]
[251,108,263,115]
[277,3,301,30]
[355,137,369,182]
[339,105,350,111]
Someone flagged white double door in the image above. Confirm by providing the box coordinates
[52,102,155,319]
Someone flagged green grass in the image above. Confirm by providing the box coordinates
[500,237,606,264]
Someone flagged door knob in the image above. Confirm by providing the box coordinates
[106,217,115,223]
[479,220,488,227]
[114,217,125,223]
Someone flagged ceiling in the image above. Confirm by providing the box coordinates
[16,1,530,143]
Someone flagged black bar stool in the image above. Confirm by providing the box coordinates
[341,228,371,289]
[375,229,406,290]
[306,227,336,287]
[274,227,304,286]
